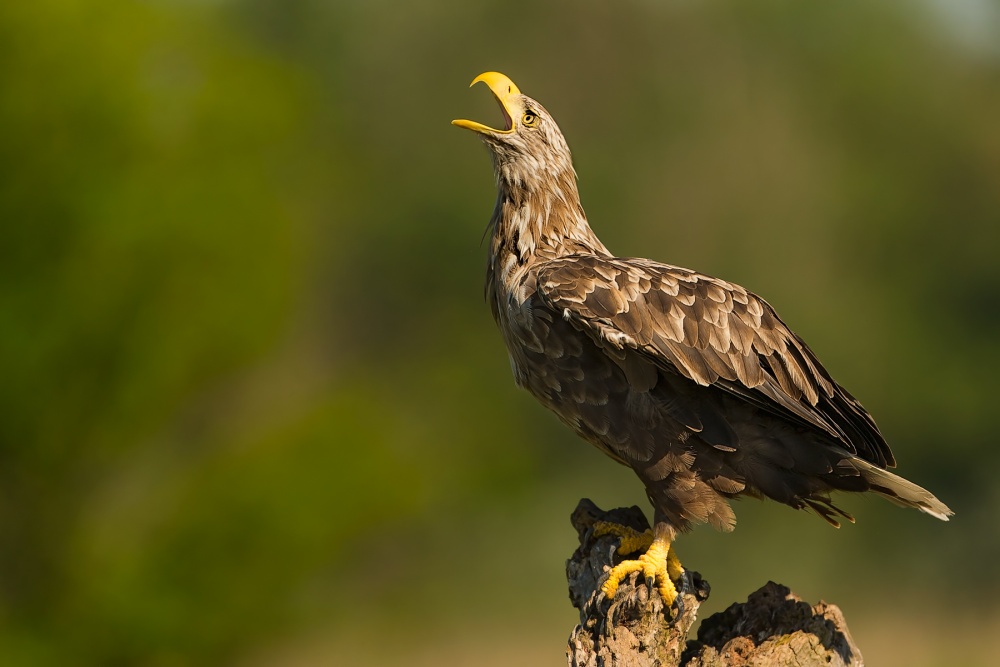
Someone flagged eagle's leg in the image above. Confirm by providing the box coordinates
[596,521,683,607]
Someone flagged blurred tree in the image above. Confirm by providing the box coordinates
[0,0,311,662]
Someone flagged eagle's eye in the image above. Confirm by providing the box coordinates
[522,111,538,127]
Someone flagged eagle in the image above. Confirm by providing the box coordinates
[453,72,952,610]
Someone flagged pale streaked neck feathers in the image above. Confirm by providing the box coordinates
[481,98,609,276]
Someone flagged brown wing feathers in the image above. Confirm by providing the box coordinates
[536,254,894,469]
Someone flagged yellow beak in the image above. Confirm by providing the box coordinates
[452,71,523,135]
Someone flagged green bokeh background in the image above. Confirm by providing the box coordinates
[2,1,998,664]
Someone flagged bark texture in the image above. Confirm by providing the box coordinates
[566,499,864,667]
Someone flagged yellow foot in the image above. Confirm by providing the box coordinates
[594,522,685,607]
[592,521,653,555]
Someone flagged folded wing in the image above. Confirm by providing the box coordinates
[534,254,894,469]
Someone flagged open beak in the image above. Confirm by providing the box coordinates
[452,72,522,135]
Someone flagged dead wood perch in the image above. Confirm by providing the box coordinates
[566,499,864,666]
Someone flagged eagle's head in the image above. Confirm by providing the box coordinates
[453,72,575,190]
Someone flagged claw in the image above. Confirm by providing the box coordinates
[601,536,682,608]
[675,570,689,597]
[593,520,687,614]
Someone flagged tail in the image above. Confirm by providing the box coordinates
[853,458,953,521]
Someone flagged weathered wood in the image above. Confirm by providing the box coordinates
[566,499,864,666]
[566,499,710,667]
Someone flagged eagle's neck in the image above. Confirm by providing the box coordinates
[487,157,608,279]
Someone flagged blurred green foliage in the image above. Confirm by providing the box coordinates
[1,0,998,664]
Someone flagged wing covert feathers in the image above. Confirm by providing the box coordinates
[536,255,895,468]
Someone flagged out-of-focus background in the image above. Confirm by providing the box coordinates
[2,0,998,664]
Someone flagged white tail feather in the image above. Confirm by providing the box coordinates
[853,459,953,521]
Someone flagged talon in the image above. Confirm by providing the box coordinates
[674,589,686,618]
[675,570,689,597]
[599,523,684,611]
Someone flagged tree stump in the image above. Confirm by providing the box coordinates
[566,499,864,666]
